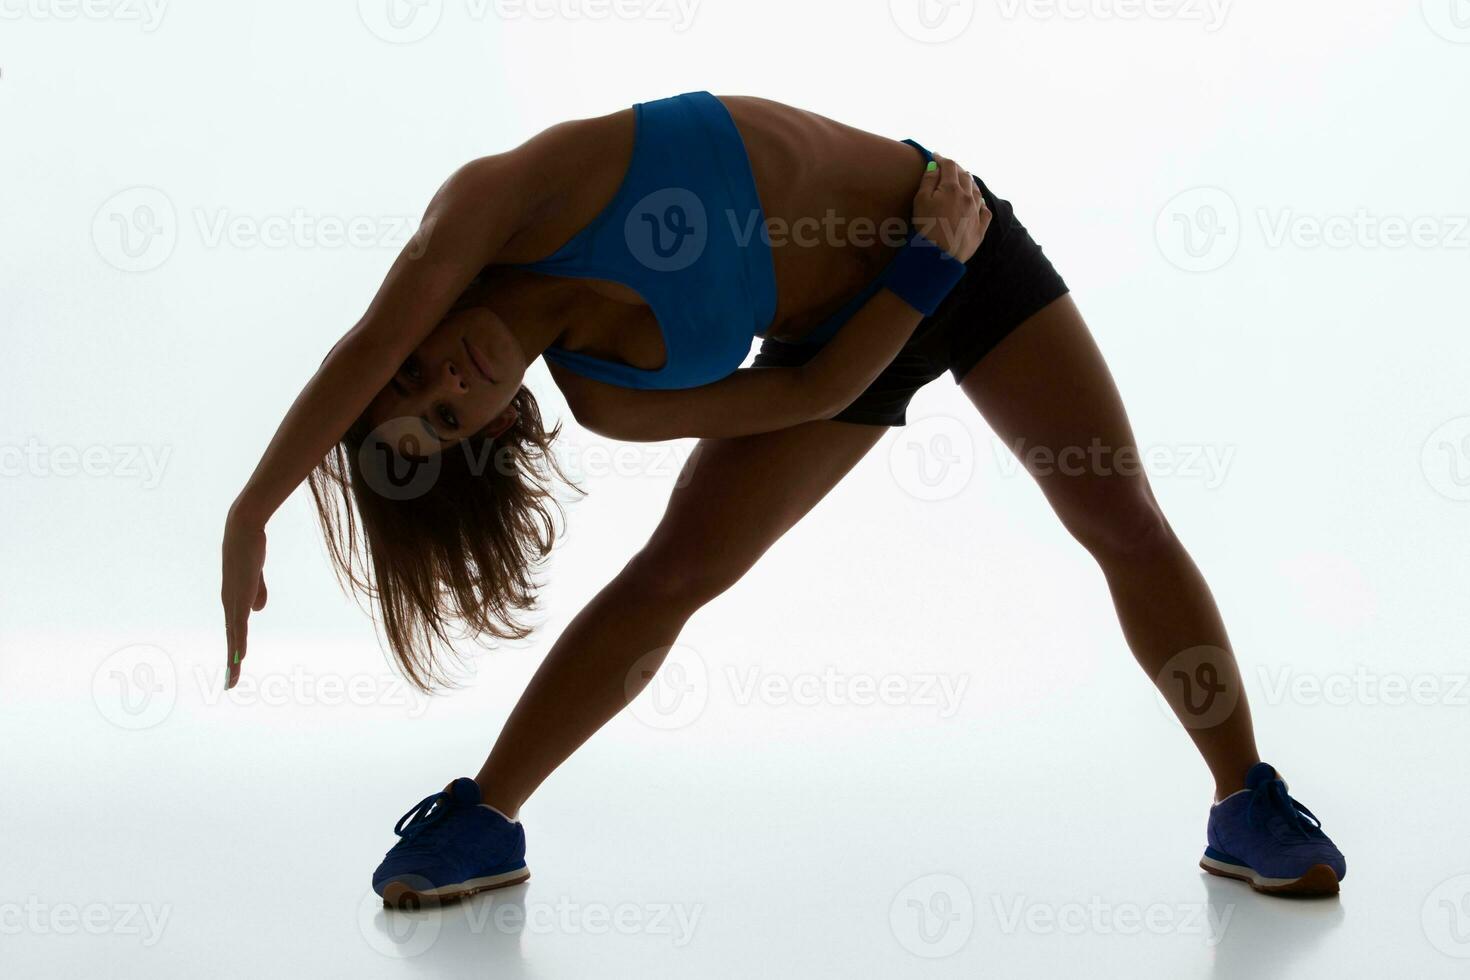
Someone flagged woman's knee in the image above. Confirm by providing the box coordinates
[1056,481,1176,562]
[617,544,750,610]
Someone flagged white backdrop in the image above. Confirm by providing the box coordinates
[4,1,1470,976]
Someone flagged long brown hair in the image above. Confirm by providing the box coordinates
[308,386,579,692]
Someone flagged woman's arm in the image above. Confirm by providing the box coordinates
[228,160,525,526]
[221,155,533,687]
[563,288,924,441]
[565,155,989,443]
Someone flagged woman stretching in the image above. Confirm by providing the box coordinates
[219,92,1346,906]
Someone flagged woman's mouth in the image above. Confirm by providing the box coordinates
[462,337,497,384]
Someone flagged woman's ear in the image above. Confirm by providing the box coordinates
[486,404,519,440]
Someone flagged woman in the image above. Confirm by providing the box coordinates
[220,92,1345,906]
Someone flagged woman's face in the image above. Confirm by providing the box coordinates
[367,306,529,454]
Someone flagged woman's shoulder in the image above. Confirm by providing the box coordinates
[465,109,638,264]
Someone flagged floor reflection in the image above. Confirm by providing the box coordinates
[1200,872,1346,980]
[361,881,537,977]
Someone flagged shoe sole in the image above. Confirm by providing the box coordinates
[381,865,531,909]
[1199,854,1339,896]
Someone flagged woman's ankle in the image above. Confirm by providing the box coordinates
[1212,759,1263,802]
[475,779,521,820]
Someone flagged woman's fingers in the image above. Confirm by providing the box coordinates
[938,154,960,192]
[225,598,247,689]
[222,572,258,690]
[918,154,942,197]
[221,520,267,690]
[958,168,977,207]
[912,151,990,261]
[952,161,969,192]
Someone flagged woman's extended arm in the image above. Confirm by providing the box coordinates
[565,155,989,443]
[221,156,530,687]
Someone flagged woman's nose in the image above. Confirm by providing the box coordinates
[438,358,468,395]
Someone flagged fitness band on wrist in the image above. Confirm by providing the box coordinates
[884,230,968,316]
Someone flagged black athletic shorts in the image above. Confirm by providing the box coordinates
[750,176,1069,426]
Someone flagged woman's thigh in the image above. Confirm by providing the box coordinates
[628,419,884,601]
[958,294,1170,553]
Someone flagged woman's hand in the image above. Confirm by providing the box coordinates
[221,509,268,690]
[910,153,990,263]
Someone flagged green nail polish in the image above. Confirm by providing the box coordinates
[926,161,938,172]
[233,649,240,665]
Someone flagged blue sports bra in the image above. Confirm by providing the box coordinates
[517,91,935,390]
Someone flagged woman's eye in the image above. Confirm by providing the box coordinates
[401,356,422,381]
[437,406,459,430]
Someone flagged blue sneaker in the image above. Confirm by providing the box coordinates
[372,777,529,907]
[1201,762,1345,896]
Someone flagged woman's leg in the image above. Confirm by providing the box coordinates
[475,420,885,816]
[959,294,1261,799]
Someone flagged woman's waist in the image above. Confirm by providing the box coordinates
[763,177,1016,346]
[763,241,908,343]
